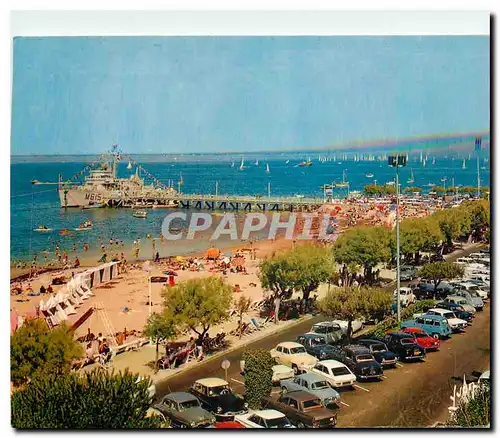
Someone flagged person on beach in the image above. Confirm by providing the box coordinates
[74,257,80,268]
[195,336,205,361]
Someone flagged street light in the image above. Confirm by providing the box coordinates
[388,154,407,323]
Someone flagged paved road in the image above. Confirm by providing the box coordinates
[156,243,489,427]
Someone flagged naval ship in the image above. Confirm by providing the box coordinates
[33,149,178,208]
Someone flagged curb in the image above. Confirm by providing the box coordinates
[152,314,315,386]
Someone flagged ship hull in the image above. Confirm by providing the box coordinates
[59,188,108,208]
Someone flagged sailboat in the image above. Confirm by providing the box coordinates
[407,168,415,184]
[419,151,423,163]
[462,159,466,170]
[365,173,374,178]
[254,159,259,166]
[432,157,436,165]
[285,160,290,165]
[239,157,245,170]
[127,161,133,170]
[266,163,270,173]
[231,161,235,168]
[334,170,349,188]
[422,159,426,168]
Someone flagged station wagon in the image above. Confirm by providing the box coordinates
[401,314,452,339]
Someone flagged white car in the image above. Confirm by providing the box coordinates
[310,360,357,388]
[444,296,476,314]
[235,409,295,428]
[270,342,318,374]
[426,308,468,331]
[329,319,364,335]
[393,287,415,307]
[239,361,295,384]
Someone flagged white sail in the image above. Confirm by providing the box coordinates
[239,157,245,170]
[231,161,235,168]
[408,168,414,183]
[266,163,270,173]
[462,159,466,169]
[127,161,132,170]
[255,160,259,166]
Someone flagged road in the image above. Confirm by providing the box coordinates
[156,243,489,427]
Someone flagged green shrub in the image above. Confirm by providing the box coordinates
[447,383,490,427]
[242,349,274,410]
[11,368,164,429]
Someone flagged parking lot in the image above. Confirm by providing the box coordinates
[157,296,489,427]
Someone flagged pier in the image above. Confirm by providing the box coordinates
[107,192,326,212]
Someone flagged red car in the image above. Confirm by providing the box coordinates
[401,327,440,351]
[214,421,246,429]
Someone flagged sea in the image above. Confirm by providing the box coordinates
[11,148,490,263]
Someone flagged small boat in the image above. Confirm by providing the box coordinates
[239,157,245,170]
[34,225,52,232]
[82,203,103,210]
[127,161,133,170]
[59,229,73,236]
[366,173,374,178]
[386,181,395,186]
[231,161,235,168]
[294,194,305,198]
[462,159,466,169]
[480,166,487,170]
[254,160,259,166]
[266,163,270,173]
[74,220,93,231]
[432,157,436,165]
[133,210,148,218]
[285,160,290,164]
[298,158,312,167]
[333,170,349,188]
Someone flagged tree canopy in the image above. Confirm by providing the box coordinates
[319,286,392,341]
[364,184,396,197]
[11,319,83,387]
[11,369,163,428]
[243,349,274,410]
[399,217,443,263]
[162,276,233,340]
[234,295,252,339]
[333,226,392,283]
[418,261,465,291]
[260,244,333,302]
[404,186,422,193]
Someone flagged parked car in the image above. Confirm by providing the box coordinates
[153,392,216,428]
[329,345,383,380]
[383,332,426,361]
[425,308,468,332]
[434,301,474,323]
[240,361,295,385]
[296,334,337,360]
[261,391,337,428]
[308,322,343,344]
[281,373,341,409]
[357,339,398,368]
[329,319,364,335]
[310,360,357,389]
[188,378,248,421]
[443,296,476,314]
[401,314,452,339]
[393,287,416,307]
[234,409,295,428]
[400,327,440,351]
[448,288,484,310]
[400,265,418,281]
[270,342,318,374]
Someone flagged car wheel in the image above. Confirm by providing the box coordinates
[292,364,299,375]
[432,333,440,340]
[297,422,306,428]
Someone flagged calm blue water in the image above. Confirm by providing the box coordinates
[11,153,490,261]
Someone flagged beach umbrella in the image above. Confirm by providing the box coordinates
[207,247,220,259]
[175,256,185,263]
[163,270,178,276]
[335,206,342,212]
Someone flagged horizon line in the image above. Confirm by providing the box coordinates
[11,130,490,157]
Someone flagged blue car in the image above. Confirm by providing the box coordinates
[280,372,340,409]
[401,314,452,339]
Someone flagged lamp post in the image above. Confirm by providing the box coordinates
[388,154,407,323]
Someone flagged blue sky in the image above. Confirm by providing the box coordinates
[11,36,489,155]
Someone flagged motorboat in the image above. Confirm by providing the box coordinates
[133,210,148,218]
[74,220,93,231]
[34,225,52,232]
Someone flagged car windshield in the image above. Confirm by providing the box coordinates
[178,399,200,410]
[289,346,307,354]
[443,312,455,319]
[400,339,415,345]
[310,337,326,346]
[311,381,329,390]
[331,366,351,376]
[312,326,329,334]
[356,354,373,362]
[441,320,449,326]
[302,399,322,410]
[371,345,386,353]
[208,385,230,396]
[266,417,291,428]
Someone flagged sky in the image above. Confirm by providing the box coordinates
[11,36,490,155]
